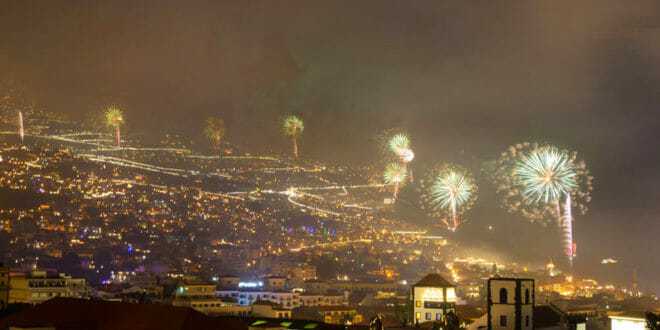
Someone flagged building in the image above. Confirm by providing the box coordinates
[292,265,316,282]
[251,300,291,319]
[9,270,88,304]
[316,305,362,325]
[217,290,301,309]
[219,275,241,290]
[487,278,534,330]
[0,265,8,310]
[533,304,586,330]
[264,276,286,292]
[329,280,397,294]
[304,280,329,295]
[412,273,456,324]
[457,282,482,300]
[131,271,161,296]
[609,311,647,330]
[171,277,228,314]
[299,292,345,307]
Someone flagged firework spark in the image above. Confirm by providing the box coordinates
[283,115,304,157]
[420,164,478,231]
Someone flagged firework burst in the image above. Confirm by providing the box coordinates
[383,162,408,198]
[384,131,415,181]
[388,133,410,154]
[283,115,304,157]
[488,142,593,267]
[419,164,478,231]
[204,117,225,152]
[104,106,124,147]
[514,147,578,204]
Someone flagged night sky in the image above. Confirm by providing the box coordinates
[1,1,658,292]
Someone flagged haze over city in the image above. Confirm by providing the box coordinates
[0,1,658,329]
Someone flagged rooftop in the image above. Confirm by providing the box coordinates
[0,297,246,330]
[413,274,454,288]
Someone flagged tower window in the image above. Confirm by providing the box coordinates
[499,288,508,304]
[526,315,530,327]
[525,289,530,304]
[500,315,507,326]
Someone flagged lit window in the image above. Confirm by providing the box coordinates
[416,312,421,320]
[415,301,421,307]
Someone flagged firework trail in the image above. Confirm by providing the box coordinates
[283,115,304,157]
[563,193,574,267]
[105,106,124,148]
[419,164,478,231]
[18,111,24,143]
[488,142,592,267]
[383,162,408,198]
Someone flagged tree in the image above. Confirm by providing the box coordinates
[647,312,660,330]
[440,311,461,330]
[394,290,414,326]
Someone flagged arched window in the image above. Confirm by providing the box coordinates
[499,288,508,304]
[525,288,530,304]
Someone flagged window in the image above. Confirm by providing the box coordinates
[525,289,530,304]
[499,288,508,304]
[526,315,529,327]
[500,315,507,326]
[426,313,431,320]
[416,312,421,320]
[415,301,421,307]
[436,313,442,321]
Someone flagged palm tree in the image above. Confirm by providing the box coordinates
[104,106,124,147]
[283,115,304,157]
[204,117,225,153]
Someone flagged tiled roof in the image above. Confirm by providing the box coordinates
[413,274,454,287]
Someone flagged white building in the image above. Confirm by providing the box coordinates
[9,271,88,304]
[487,278,534,330]
[216,290,301,309]
[610,312,648,330]
[412,273,456,324]
[299,293,345,307]
[171,278,229,314]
